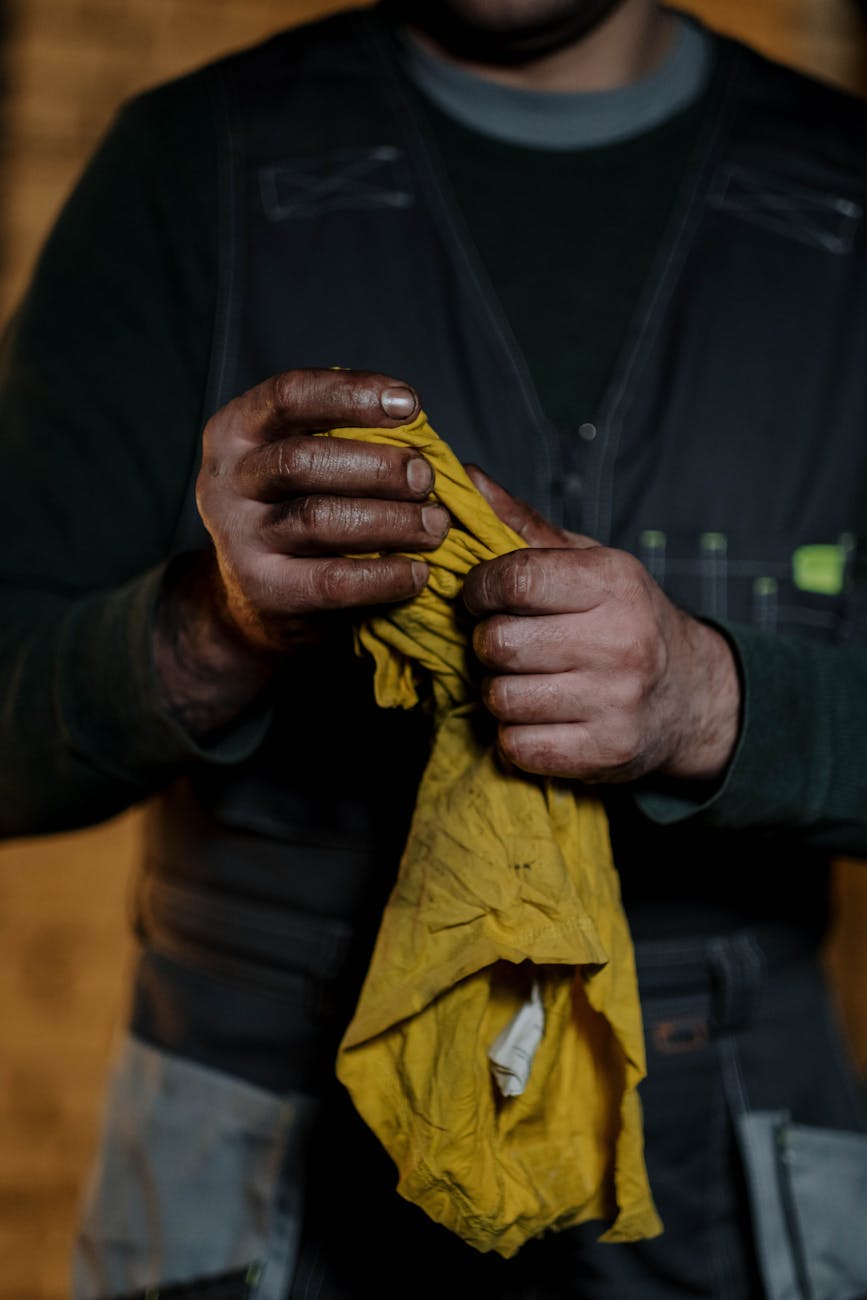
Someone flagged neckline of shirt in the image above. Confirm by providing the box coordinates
[398,14,714,151]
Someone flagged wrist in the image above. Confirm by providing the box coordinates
[662,616,742,783]
[153,550,281,741]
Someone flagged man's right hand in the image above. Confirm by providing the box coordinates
[153,368,446,739]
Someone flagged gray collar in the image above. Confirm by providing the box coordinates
[400,14,713,150]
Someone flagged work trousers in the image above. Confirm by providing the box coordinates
[75,928,866,1300]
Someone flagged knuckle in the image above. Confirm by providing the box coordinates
[607,546,643,582]
[307,435,362,488]
[380,500,406,533]
[271,369,305,413]
[587,546,621,592]
[549,614,579,663]
[285,563,319,612]
[227,555,267,609]
[233,547,265,590]
[503,549,540,606]
[621,617,665,682]
[201,453,227,483]
[356,444,404,491]
[296,494,331,535]
[604,723,641,771]
[202,398,239,448]
[197,452,237,513]
[462,566,486,614]
[499,725,561,776]
[254,568,283,615]
[473,616,512,667]
[210,504,248,553]
[341,373,381,418]
[373,448,401,485]
[236,441,291,497]
[227,519,251,556]
[614,671,647,714]
[370,555,417,601]
[472,621,491,663]
[200,417,219,454]
[484,675,512,718]
[271,437,299,484]
[318,558,352,606]
[606,547,653,601]
[497,725,524,766]
[194,478,214,525]
[311,436,405,493]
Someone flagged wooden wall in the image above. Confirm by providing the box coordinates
[0,2,865,1296]
[0,0,350,312]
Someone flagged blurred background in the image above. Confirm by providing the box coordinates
[0,1,865,1296]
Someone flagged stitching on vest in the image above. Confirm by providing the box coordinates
[708,163,862,254]
[259,145,414,221]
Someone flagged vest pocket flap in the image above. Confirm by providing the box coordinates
[259,145,414,221]
[736,1110,867,1300]
[708,163,862,254]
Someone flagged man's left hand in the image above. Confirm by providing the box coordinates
[462,467,741,786]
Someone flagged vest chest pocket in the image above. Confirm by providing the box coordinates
[708,163,863,256]
[633,529,855,642]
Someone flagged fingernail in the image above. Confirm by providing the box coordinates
[411,560,428,588]
[406,457,433,494]
[422,505,448,536]
[381,386,416,418]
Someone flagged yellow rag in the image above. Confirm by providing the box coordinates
[326,413,661,1258]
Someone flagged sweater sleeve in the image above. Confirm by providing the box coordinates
[635,618,867,856]
[0,75,267,837]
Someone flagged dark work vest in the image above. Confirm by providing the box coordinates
[133,8,867,1092]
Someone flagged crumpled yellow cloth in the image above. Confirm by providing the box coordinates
[325,413,661,1257]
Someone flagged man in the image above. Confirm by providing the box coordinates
[1,0,866,1296]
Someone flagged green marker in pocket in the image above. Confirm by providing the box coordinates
[791,537,853,596]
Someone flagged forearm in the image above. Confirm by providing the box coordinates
[0,568,270,837]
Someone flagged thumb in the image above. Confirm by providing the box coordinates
[465,464,597,549]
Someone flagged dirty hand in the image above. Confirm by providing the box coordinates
[462,468,740,785]
[155,369,446,736]
[194,368,447,651]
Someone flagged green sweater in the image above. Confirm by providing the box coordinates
[1,49,867,894]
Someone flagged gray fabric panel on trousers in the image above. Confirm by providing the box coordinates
[789,1120,867,1300]
[71,1035,316,1300]
[736,1110,867,1300]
